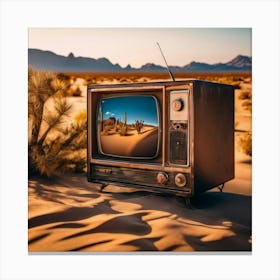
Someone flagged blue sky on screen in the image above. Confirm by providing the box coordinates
[101,96,159,126]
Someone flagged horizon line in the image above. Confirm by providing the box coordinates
[28,47,252,69]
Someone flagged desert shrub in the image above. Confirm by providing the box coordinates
[232,82,241,89]
[28,68,87,176]
[233,76,244,82]
[57,73,71,81]
[96,77,104,84]
[239,90,251,100]
[65,85,83,97]
[239,132,252,157]
[72,86,82,97]
[242,100,252,113]
[239,90,252,113]
[135,120,144,134]
[84,77,96,85]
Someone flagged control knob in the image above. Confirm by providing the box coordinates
[175,173,187,187]
[157,172,168,185]
[172,98,184,112]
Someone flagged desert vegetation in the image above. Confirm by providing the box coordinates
[119,112,128,136]
[135,120,145,134]
[239,132,252,157]
[101,112,154,138]
[28,68,87,177]
[238,90,252,113]
[60,71,251,86]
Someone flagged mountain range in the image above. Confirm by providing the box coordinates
[28,48,252,73]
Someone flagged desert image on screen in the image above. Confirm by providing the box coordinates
[99,96,159,158]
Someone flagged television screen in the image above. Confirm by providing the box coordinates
[98,95,159,158]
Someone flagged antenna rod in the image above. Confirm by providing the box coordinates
[156,42,175,81]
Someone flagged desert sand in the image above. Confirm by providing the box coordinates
[100,126,158,157]
[28,149,251,252]
[28,76,252,252]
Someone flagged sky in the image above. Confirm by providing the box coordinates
[28,28,251,68]
[101,96,159,126]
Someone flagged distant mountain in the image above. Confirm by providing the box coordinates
[170,55,252,72]
[225,55,252,68]
[138,63,166,72]
[28,48,251,73]
[28,49,122,72]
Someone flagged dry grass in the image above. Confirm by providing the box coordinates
[55,71,251,86]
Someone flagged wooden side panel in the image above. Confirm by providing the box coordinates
[193,81,234,193]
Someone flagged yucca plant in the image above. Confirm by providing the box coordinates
[28,68,87,176]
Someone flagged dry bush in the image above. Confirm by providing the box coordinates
[239,132,252,157]
[67,86,82,97]
[57,73,71,81]
[242,100,252,113]
[239,90,251,100]
[239,90,252,112]
[232,76,244,82]
[135,120,144,134]
[28,68,87,177]
[66,71,251,85]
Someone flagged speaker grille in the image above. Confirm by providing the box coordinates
[169,130,188,165]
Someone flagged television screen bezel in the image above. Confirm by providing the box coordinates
[88,84,165,166]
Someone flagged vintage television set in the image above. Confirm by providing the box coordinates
[87,79,234,199]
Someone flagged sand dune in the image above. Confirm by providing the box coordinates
[100,127,158,157]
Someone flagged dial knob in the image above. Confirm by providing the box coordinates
[172,99,184,111]
[157,172,168,185]
[175,173,187,187]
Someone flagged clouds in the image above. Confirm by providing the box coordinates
[105,111,115,117]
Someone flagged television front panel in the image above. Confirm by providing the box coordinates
[87,80,234,198]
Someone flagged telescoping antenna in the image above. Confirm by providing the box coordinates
[156,42,175,82]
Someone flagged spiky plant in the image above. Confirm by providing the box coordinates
[119,112,127,136]
[28,68,87,176]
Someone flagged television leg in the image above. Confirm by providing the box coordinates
[99,184,108,193]
[184,197,193,209]
[218,183,225,192]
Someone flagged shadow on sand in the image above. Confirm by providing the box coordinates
[28,174,251,252]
